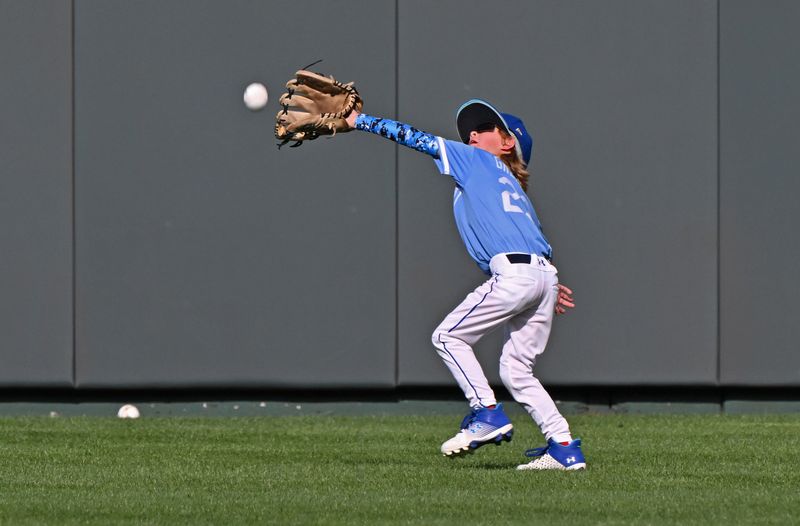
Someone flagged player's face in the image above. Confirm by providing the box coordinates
[469,124,512,158]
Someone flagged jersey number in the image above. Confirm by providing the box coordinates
[498,177,532,221]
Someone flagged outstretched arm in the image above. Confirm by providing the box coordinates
[346,111,440,158]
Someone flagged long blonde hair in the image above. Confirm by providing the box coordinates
[497,128,530,191]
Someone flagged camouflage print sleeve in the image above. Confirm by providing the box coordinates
[354,114,440,158]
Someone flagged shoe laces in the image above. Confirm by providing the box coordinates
[459,408,480,430]
[524,445,549,458]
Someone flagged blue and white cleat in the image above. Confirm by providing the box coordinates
[441,404,513,456]
[516,438,586,470]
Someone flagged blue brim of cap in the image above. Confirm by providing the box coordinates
[456,99,525,164]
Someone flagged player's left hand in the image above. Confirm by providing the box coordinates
[555,284,575,315]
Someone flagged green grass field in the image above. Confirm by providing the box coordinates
[1,413,798,525]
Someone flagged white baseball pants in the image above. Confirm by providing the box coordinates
[432,253,572,443]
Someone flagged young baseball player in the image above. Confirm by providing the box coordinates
[343,99,586,471]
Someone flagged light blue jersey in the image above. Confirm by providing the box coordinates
[434,138,552,275]
[353,114,552,275]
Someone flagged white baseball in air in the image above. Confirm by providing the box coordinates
[117,404,141,419]
[243,82,269,111]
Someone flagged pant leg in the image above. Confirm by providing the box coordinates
[498,270,572,443]
[432,274,529,408]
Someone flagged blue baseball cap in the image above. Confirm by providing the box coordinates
[456,99,533,166]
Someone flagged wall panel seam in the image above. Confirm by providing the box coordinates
[393,0,400,388]
[70,0,77,388]
[716,0,722,386]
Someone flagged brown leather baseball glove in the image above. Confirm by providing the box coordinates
[275,69,363,148]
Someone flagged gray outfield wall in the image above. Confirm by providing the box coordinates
[1,0,798,391]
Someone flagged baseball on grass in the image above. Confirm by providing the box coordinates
[243,82,269,111]
[117,404,140,419]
